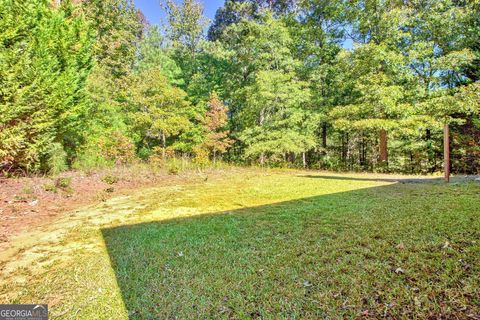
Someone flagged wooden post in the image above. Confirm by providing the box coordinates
[444,123,450,183]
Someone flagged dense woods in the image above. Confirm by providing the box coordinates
[1,0,479,174]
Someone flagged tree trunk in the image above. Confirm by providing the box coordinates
[345,132,349,165]
[410,151,414,173]
[444,123,450,183]
[379,129,388,164]
[259,109,265,166]
[213,149,217,165]
[359,137,365,167]
[161,132,166,159]
[322,123,327,149]
[302,152,306,168]
[362,137,367,167]
[426,128,434,172]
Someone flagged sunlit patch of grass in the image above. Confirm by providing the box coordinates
[1,169,479,318]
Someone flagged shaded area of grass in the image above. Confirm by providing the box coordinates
[103,179,480,318]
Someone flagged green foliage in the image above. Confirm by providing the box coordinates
[55,176,73,194]
[73,151,114,172]
[238,71,316,161]
[192,145,210,168]
[46,143,68,176]
[1,0,479,174]
[129,68,195,154]
[330,43,412,130]
[162,0,208,89]
[21,185,35,195]
[136,26,184,86]
[167,162,180,175]
[0,0,93,172]
[43,183,58,193]
[208,0,296,41]
[98,132,136,165]
[73,131,135,171]
[102,174,119,185]
[163,0,208,56]
[81,0,143,78]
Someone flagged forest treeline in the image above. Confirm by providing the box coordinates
[0,0,479,174]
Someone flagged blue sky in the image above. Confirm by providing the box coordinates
[134,0,224,26]
[133,0,353,49]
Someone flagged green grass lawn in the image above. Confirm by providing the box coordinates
[1,169,479,319]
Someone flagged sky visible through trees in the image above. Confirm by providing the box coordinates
[135,0,224,24]
[134,0,354,49]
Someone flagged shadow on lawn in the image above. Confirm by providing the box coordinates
[299,175,444,184]
[299,174,480,184]
[101,179,480,319]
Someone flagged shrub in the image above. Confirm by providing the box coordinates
[192,146,210,168]
[137,146,152,160]
[73,152,114,172]
[0,0,92,173]
[98,132,136,165]
[73,131,135,172]
[46,143,68,176]
[55,177,73,193]
[148,146,166,167]
[43,184,58,193]
[102,174,119,185]
[21,185,35,195]
[168,162,180,175]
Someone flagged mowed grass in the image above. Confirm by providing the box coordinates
[1,169,479,319]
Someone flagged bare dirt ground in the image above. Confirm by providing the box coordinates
[0,166,220,248]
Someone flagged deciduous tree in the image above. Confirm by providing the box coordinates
[201,93,233,162]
